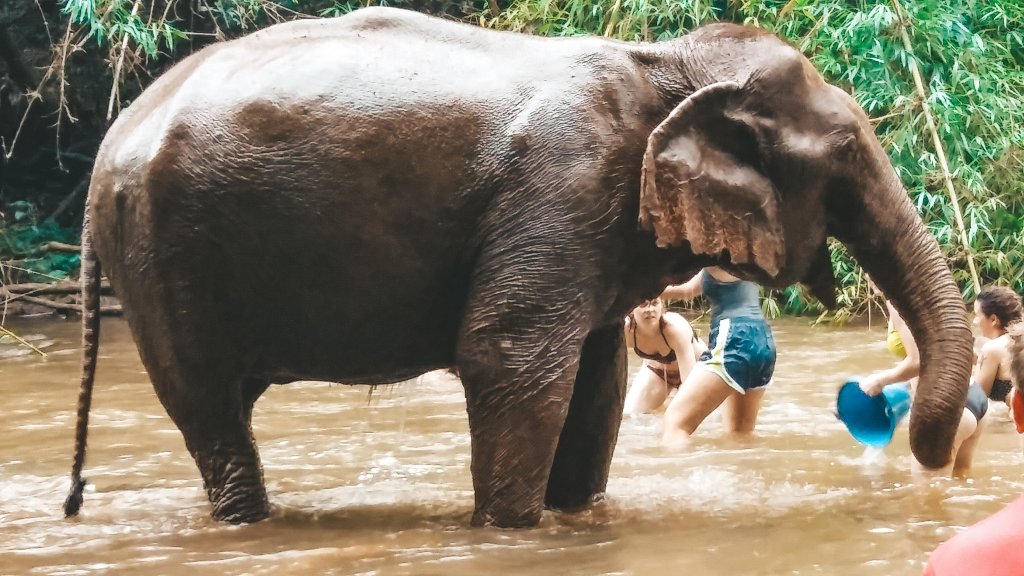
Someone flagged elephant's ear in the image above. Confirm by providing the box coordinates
[640,81,784,277]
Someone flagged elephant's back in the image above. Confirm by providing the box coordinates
[90,7,651,251]
[98,8,640,170]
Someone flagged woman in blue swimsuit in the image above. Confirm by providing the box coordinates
[623,298,706,415]
[659,267,777,446]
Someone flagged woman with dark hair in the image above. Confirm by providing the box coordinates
[910,302,1024,575]
[972,285,1022,406]
[623,297,706,415]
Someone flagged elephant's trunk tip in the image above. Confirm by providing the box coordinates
[63,476,86,517]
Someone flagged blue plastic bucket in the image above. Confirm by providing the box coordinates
[836,381,912,447]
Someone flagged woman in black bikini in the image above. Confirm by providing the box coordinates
[972,285,1022,462]
[973,285,1022,407]
[623,298,706,415]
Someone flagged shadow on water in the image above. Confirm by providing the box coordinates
[1,316,1022,575]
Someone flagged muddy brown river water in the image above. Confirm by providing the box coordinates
[1,316,1022,575]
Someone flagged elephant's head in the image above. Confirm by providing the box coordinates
[638,24,972,468]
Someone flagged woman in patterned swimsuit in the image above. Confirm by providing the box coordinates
[623,297,706,415]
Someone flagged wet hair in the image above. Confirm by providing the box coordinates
[628,298,665,327]
[975,285,1023,329]
[636,297,664,309]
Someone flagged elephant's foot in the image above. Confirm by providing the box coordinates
[545,484,602,511]
[211,497,270,524]
[207,467,271,524]
[188,438,270,524]
[471,494,544,528]
[180,426,270,520]
[154,371,272,524]
[545,433,613,511]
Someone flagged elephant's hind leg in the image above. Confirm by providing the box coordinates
[546,324,626,509]
[157,372,271,523]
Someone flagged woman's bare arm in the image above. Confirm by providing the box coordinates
[661,312,699,376]
[661,270,704,301]
[860,302,921,395]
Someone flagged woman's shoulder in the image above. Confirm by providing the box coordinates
[661,312,694,333]
[981,335,1012,358]
[985,333,1012,348]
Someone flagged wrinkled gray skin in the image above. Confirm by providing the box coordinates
[64,7,972,528]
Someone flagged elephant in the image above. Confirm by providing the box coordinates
[63,7,972,528]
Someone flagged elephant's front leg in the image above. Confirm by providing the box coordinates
[545,323,626,510]
[457,297,587,527]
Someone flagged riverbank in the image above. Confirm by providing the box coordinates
[0,279,121,319]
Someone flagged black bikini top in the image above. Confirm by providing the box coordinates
[989,378,1013,401]
[630,317,677,363]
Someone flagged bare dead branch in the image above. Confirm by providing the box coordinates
[4,293,122,315]
[1,279,112,296]
[3,18,87,161]
[106,0,144,121]
[38,241,82,253]
[45,175,90,223]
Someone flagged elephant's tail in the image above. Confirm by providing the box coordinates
[63,207,101,517]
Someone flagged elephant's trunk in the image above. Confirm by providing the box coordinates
[833,157,973,469]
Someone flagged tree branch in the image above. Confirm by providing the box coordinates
[1,278,111,295]
[0,325,47,356]
[2,292,121,315]
[39,240,82,252]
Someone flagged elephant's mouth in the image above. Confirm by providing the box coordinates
[718,241,837,308]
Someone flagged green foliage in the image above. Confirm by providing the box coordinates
[754,0,1024,317]
[0,212,81,283]
[479,0,721,39]
[60,0,488,55]
[58,0,1024,322]
[62,0,189,57]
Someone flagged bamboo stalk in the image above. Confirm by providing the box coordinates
[890,0,982,295]
[603,0,622,37]
[106,0,143,121]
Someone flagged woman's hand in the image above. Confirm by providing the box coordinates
[859,374,885,397]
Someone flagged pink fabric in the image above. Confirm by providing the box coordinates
[923,494,1024,576]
